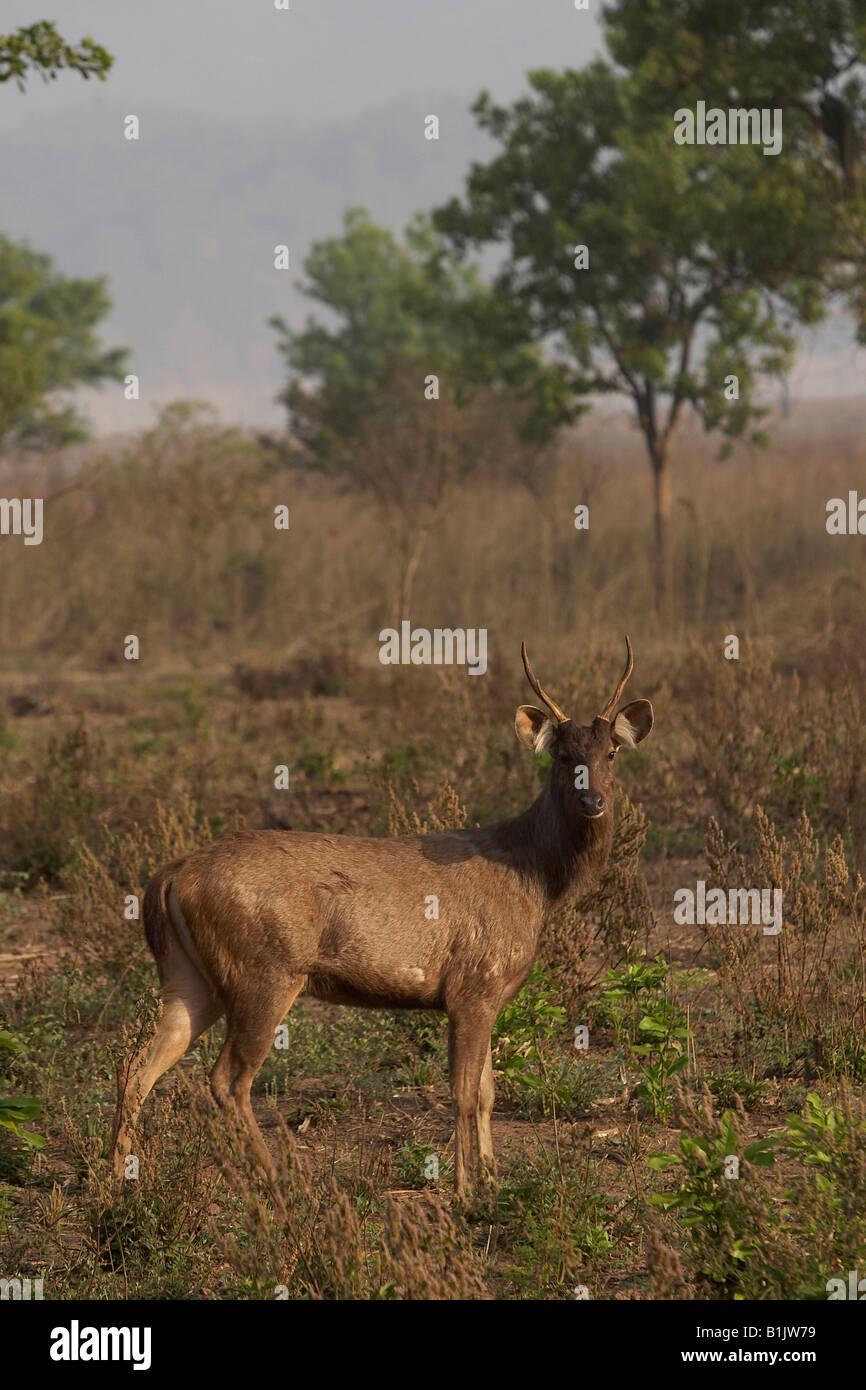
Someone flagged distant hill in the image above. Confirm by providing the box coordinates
[3,96,492,432]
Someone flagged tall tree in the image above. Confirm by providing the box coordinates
[0,22,122,448]
[270,208,545,618]
[603,0,866,333]
[0,236,127,450]
[432,61,843,611]
[269,205,549,463]
[603,0,866,174]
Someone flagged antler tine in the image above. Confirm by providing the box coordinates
[599,635,634,722]
[521,642,569,724]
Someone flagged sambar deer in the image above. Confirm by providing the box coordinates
[112,638,652,1195]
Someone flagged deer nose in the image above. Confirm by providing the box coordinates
[578,792,605,817]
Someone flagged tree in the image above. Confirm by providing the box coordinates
[432,61,843,611]
[269,209,545,620]
[335,361,539,625]
[0,236,127,450]
[0,20,112,88]
[0,21,120,447]
[603,0,866,336]
[603,0,866,178]
[269,206,555,463]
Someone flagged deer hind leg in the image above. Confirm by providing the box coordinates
[209,975,306,1182]
[448,1008,497,1198]
[112,946,222,1184]
[475,1042,497,1186]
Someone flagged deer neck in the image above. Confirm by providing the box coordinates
[496,780,613,909]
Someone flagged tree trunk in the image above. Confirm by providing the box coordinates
[651,450,673,620]
[393,520,433,628]
[635,384,674,620]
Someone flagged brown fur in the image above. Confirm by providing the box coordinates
[111,646,653,1196]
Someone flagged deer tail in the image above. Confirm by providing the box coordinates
[142,871,172,963]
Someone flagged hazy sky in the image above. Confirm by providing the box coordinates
[1,1,604,131]
[4,2,866,432]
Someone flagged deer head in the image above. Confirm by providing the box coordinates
[515,637,653,820]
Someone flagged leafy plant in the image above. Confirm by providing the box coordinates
[648,1087,866,1299]
[596,956,671,1047]
[706,1069,766,1111]
[633,1001,692,1120]
[393,1144,449,1189]
[595,956,694,1118]
[492,962,573,1112]
[0,1028,44,1150]
[648,1090,776,1295]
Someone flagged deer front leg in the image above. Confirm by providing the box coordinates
[448,1009,495,1197]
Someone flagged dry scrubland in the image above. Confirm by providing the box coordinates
[1,398,866,1299]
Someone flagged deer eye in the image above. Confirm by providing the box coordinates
[608,749,616,761]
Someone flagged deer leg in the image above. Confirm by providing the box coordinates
[209,976,306,1182]
[112,948,222,1184]
[448,1009,495,1197]
[475,1042,497,1186]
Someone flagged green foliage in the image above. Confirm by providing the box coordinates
[255,1003,447,1101]
[392,1144,449,1189]
[603,2,866,339]
[494,961,567,1051]
[649,1115,776,1210]
[596,957,695,1118]
[647,1094,777,1294]
[633,1002,692,1120]
[772,748,828,819]
[294,743,346,786]
[780,1090,858,1186]
[603,1,866,163]
[0,1027,44,1152]
[706,1069,766,1111]
[0,21,112,89]
[492,962,566,1104]
[0,234,127,449]
[269,206,541,464]
[491,962,601,1115]
[773,1092,866,1293]
[496,1144,612,1294]
[596,956,671,1047]
[432,60,840,462]
[648,1088,866,1298]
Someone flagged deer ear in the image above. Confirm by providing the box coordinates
[515,705,555,754]
[612,699,654,748]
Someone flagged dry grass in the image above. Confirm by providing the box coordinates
[1,397,865,1299]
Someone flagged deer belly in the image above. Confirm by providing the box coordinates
[305,963,442,1009]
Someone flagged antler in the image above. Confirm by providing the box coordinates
[521,642,569,724]
[599,635,634,721]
